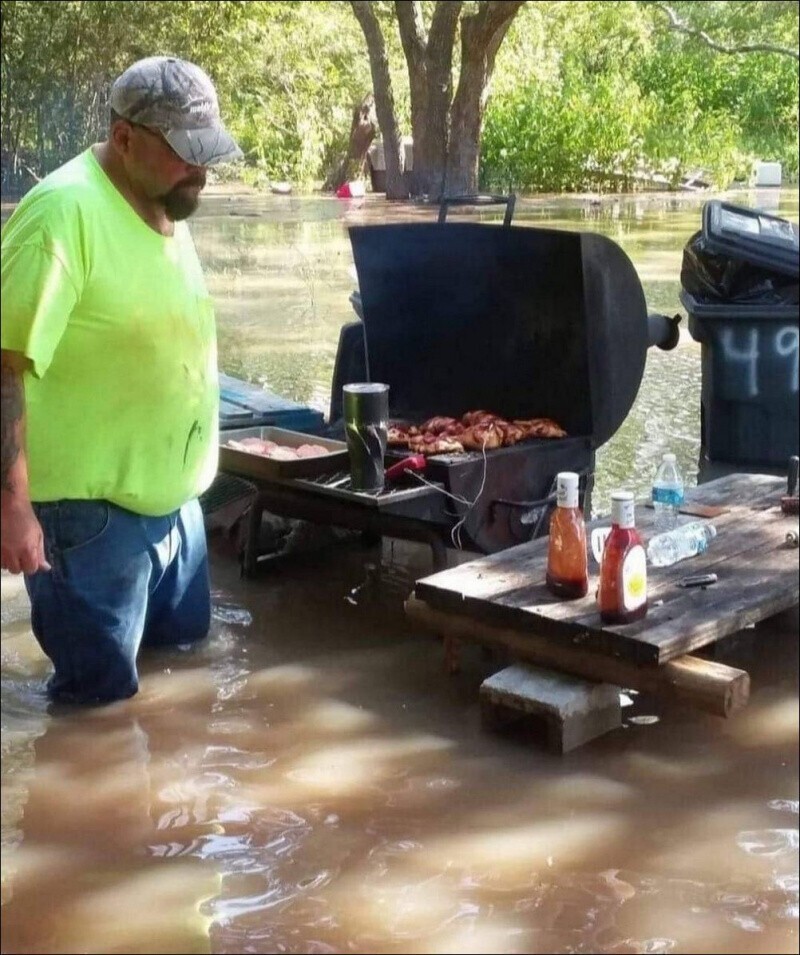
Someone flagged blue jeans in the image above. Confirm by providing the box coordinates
[25,498,211,705]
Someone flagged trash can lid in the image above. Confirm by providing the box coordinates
[701,200,799,279]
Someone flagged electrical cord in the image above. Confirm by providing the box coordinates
[408,437,490,549]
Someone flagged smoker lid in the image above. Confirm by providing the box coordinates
[348,222,650,448]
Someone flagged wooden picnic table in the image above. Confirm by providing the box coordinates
[408,473,799,720]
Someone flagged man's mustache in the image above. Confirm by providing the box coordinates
[175,174,206,190]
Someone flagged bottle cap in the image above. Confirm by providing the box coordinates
[557,472,579,493]
[611,490,636,528]
[663,453,676,463]
[556,472,580,508]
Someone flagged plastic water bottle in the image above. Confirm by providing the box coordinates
[646,521,718,568]
[651,453,684,533]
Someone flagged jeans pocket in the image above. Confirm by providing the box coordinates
[56,500,112,555]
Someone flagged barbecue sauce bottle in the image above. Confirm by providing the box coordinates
[546,472,588,599]
[597,490,648,624]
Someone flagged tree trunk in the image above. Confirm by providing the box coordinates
[395,1,428,196]
[350,0,524,201]
[421,2,462,199]
[324,93,377,192]
[395,1,463,199]
[351,1,407,199]
[444,61,483,197]
[444,1,525,197]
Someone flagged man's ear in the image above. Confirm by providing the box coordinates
[109,120,134,157]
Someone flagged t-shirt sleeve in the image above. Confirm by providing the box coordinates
[1,241,81,379]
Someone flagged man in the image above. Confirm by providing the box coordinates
[0,56,242,705]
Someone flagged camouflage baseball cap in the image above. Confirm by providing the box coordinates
[110,56,243,166]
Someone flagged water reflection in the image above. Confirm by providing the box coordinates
[2,543,798,954]
[0,707,219,954]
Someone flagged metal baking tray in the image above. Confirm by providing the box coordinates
[219,427,349,481]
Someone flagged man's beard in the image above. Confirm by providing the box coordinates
[161,175,205,221]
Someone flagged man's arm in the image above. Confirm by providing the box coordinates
[1,349,50,574]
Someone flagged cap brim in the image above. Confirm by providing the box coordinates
[165,124,243,167]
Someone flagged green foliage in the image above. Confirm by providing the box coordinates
[1,0,250,189]
[2,0,798,195]
[216,2,378,184]
[481,0,799,192]
[0,0,376,191]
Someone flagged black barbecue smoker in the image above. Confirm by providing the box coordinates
[217,198,682,574]
[325,201,681,555]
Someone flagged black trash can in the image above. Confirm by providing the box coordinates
[682,201,799,467]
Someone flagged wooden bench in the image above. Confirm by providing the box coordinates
[407,473,799,751]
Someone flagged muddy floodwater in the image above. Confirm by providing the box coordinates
[1,188,798,955]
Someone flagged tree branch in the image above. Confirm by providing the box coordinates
[476,0,527,45]
[428,0,463,58]
[395,0,427,75]
[649,2,799,61]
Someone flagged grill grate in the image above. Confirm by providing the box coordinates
[292,469,445,509]
[305,471,406,497]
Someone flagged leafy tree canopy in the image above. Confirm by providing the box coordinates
[2,0,797,194]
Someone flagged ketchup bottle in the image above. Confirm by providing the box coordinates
[546,472,588,599]
[597,490,648,624]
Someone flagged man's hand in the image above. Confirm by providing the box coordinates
[1,349,49,574]
[1,497,50,574]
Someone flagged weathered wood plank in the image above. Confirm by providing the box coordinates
[579,509,799,661]
[609,545,799,661]
[405,596,750,717]
[414,475,795,664]
[668,473,783,507]
[417,475,784,610]
[416,516,794,663]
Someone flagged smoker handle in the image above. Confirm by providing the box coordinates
[490,468,592,515]
[438,194,517,226]
[490,491,558,540]
[647,312,682,351]
[491,467,592,536]
[491,492,557,515]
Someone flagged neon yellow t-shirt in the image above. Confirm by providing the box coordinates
[1,148,219,516]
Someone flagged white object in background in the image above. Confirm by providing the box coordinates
[646,522,717,568]
[367,139,386,172]
[367,136,414,172]
[755,162,782,187]
[591,526,611,564]
[402,136,414,172]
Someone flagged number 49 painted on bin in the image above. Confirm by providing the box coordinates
[720,326,799,397]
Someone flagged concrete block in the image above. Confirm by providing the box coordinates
[480,663,622,754]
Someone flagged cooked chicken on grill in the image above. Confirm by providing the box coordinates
[387,410,567,456]
[407,432,465,456]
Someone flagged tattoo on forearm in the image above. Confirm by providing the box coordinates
[1,360,24,492]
